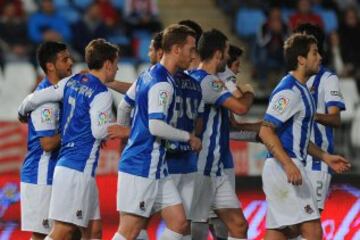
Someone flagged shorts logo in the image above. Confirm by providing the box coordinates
[41,108,52,123]
[210,79,224,92]
[272,96,289,114]
[330,90,342,98]
[139,201,146,211]
[304,204,314,214]
[42,219,50,228]
[76,210,83,219]
[158,91,169,106]
[98,112,110,126]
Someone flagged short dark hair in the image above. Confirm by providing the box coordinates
[162,24,196,53]
[85,39,119,70]
[37,41,67,73]
[198,29,228,61]
[178,19,203,46]
[227,45,243,67]
[284,33,318,71]
[294,23,324,55]
[152,31,163,50]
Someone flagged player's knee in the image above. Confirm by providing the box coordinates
[90,228,102,239]
[228,216,248,236]
[172,218,188,234]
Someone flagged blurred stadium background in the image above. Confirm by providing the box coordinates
[0,0,359,239]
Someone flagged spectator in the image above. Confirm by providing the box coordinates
[72,3,112,58]
[124,0,162,33]
[227,44,243,75]
[255,7,288,88]
[27,0,71,44]
[338,7,360,79]
[97,0,120,27]
[0,1,30,62]
[289,0,324,30]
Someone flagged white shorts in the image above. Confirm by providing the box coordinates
[171,172,197,219]
[305,169,332,210]
[49,166,100,227]
[191,174,241,222]
[117,172,182,217]
[20,182,52,234]
[262,158,320,229]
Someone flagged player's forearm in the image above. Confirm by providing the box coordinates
[149,119,190,142]
[40,134,61,152]
[106,81,132,94]
[308,141,328,160]
[259,124,293,167]
[315,113,341,128]
[117,99,133,126]
[238,92,254,110]
[230,120,262,132]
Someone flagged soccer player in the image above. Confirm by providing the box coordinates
[112,24,202,240]
[20,41,73,240]
[18,39,122,240]
[188,29,254,240]
[259,33,350,240]
[294,23,346,213]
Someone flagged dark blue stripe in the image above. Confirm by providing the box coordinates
[214,92,232,107]
[155,141,166,179]
[149,112,166,120]
[124,94,135,107]
[312,122,323,171]
[263,113,283,128]
[326,101,346,111]
[311,66,325,108]
[36,129,58,137]
[204,110,220,176]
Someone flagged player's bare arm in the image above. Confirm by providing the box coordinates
[307,141,351,173]
[106,81,132,94]
[107,125,131,140]
[314,106,341,128]
[40,134,61,152]
[259,122,302,185]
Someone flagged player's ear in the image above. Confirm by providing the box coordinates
[214,50,222,61]
[297,55,305,67]
[46,62,55,72]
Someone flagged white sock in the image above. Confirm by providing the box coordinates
[182,235,191,240]
[228,237,246,240]
[112,232,127,240]
[136,229,149,240]
[159,228,183,240]
[44,237,54,240]
[191,222,208,239]
[211,218,228,239]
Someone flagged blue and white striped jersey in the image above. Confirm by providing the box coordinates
[188,69,233,176]
[166,71,203,174]
[21,78,60,185]
[306,66,346,173]
[264,74,316,164]
[119,64,177,179]
[19,73,113,177]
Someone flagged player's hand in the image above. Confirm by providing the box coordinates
[239,83,255,96]
[323,153,351,173]
[100,140,107,149]
[18,112,29,123]
[107,124,130,140]
[283,161,302,185]
[189,134,202,152]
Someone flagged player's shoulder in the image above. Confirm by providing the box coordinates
[148,63,171,83]
[271,74,301,100]
[187,69,210,83]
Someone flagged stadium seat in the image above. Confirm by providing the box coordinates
[339,78,359,123]
[138,35,152,62]
[317,10,338,33]
[73,0,93,10]
[111,0,125,10]
[53,0,70,8]
[281,8,295,23]
[57,6,81,24]
[116,63,137,83]
[235,8,265,37]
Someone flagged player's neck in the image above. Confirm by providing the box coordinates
[89,70,106,84]
[290,70,308,85]
[198,61,217,75]
[46,73,60,85]
[160,55,177,75]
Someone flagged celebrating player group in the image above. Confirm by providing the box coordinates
[18,20,350,240]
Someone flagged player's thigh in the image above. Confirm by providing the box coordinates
[299,219,323,240]
[81,219,102,239]
[264,229,287,240]
[118,212,148,239]
[215,208,247,231]
[160,203,188,232]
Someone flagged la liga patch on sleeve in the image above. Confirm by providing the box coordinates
[97,112,111,126]
[41,108,53,123]
[158,90,169,106]
[272,96,289,114]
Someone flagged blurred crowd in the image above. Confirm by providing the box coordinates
[0,0,162,67]
[216,0,360,92]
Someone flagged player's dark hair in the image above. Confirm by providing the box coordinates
[37,41,67,73]
[85,38,119,70]
[227,44,243,67]
[198,29,228,61]
[294,23,324,56]
[284,33,318,71]
[152,31,163,51]
[178,19,203,46]
[162,24,196,53]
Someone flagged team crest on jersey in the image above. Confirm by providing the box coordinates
[158,90,169,106]
[304,204,314,214]
[272,96,289,114]
[41,108,52,123]
[210,79,224,92]
[97,112,110,126]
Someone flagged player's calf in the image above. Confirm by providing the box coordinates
[215,208,248,238]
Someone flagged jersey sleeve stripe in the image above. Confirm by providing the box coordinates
[149,112,166,120]
[214,92,232,107]
[263,113,283,128]
[325,101,346,110]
